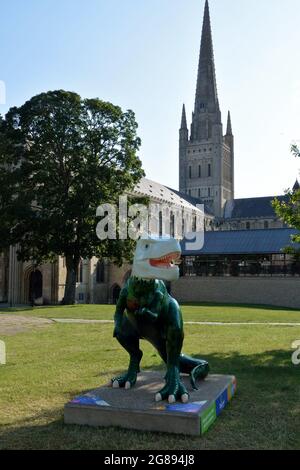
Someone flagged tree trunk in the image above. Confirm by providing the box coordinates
[62,255,80,305]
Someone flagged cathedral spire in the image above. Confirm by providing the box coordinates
[180,104,187,129]
[194,0,218,114]
[226,111,233,135]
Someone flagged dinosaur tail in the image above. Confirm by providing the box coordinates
[179,354,209,390]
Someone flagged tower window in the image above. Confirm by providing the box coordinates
[200,103,205,109]
[208,164,212,177]
[198,188,201,198]
[208,188,211,197]
[198,165,201,178]
[188,189,191,196]
[189,166,192,179]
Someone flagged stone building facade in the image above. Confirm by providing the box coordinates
[1,178,204,305]
[0,0,298,308]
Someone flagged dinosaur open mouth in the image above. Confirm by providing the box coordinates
[149,252,181,269]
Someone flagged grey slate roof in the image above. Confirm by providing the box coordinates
[133,177,213,214]
[181,228,299,256]
[166,186,215,216]
[224,195,289,219]
[134,178,201,211]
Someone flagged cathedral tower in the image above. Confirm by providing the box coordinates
[179,0,234,217]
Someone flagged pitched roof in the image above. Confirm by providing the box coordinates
[224,195,289,219]
[165,186,215,216]
[133,177,202,212]
[181,228,299,255]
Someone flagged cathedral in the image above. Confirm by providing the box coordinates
[179,0,234,218]
[178,0,297,231]
[0,0,299,308]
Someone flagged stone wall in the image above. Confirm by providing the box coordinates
[171,276,300,309]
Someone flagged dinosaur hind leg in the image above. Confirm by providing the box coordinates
[112,320,143,389]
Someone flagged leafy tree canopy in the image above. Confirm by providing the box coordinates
[0,90,145,303]
[273,145,300,250]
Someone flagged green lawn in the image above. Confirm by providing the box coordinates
[0,304,300,449]
[1,302,300,323]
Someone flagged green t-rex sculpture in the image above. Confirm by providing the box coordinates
[112,237,209,403]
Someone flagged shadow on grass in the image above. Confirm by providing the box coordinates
[1,348,299,450]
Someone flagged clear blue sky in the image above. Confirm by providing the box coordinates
[0,0,299,198]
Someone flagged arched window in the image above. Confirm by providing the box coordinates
[264,221,269,229]
[77,260,83,283]
[112,284,121,304]
[159,211,163,237]
[208,164,212,177]
[192,215,197,232]
[170,212,175,238]
[189,166,192,179]
[246,222,251,230]
[198,165,201,178]
[96,261,105,283]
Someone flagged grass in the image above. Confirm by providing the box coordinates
[0,304,300,449]
[1,303,300,323]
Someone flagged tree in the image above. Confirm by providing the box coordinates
[1,90,145,304]
[273,145,300,249]
[0,114,19,254]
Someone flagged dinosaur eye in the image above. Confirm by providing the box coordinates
[145,244,149,249]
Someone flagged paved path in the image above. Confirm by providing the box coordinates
[51,318,300,327]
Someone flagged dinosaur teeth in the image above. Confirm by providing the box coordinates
[149,251,181,268]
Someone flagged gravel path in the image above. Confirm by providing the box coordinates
[51,318,300,327]
[0,315,53,335]
[1,316,299,337]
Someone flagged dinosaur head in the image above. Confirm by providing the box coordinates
[132,237,181,281]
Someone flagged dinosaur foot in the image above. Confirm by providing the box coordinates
[111,370,138,389]
[155,366,189,404]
